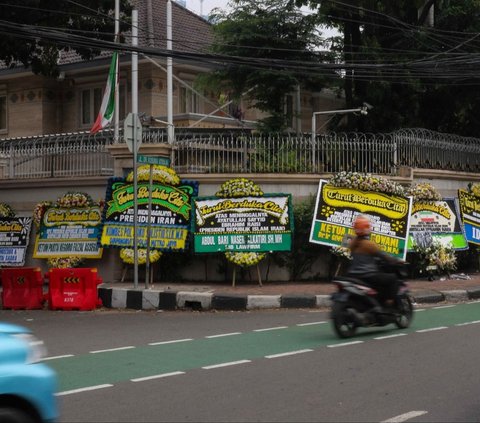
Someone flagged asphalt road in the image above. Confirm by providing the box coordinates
[2,303,480,422]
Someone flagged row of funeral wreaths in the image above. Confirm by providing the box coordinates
[0,170,472,271]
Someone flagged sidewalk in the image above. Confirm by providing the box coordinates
[98,272,480,311]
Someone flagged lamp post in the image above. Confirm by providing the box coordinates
[311,103,372,171]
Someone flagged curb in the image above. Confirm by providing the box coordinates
[97,287,480,312]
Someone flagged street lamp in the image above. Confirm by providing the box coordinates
[311,103,372,172]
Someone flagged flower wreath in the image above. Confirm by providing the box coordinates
[34,192,100,269]
[406,183,442,202]
[468,183,480,198]
[329,171,405,197]
[218,178,267,268]
[0,203,15,218]
[119,164,178,265]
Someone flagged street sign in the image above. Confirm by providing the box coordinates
[124,112,143,153]
[137,155,171,167]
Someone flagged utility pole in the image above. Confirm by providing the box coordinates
[114,0,120,142]
[132,9,139,289]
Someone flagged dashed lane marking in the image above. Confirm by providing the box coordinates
[296,321,327,326]
[433,305,456,309]
[131,371,185,382]
[327,341,364,348]
[455,320,480,326]
[202,360,251,370]
[149,338,193,346]
[416,326,448,333]
[265,349,313,359]
[253,326,288,332]
[90,346,135,354]
[374,333,407,340]
[205,332,242,338]
[42,354,74,361]
[56,384,113,396]
[381,410,428,422]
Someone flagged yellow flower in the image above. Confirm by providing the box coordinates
[225,252,266,267]
[126,165,180,185]
[120,248,162,265]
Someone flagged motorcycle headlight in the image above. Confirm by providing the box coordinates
[13,333,47,364]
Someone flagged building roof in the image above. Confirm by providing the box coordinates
[3,0,214,70]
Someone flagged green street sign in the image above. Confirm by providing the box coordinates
[137,155,171,166]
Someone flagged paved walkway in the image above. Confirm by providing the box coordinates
[98,272,480,311]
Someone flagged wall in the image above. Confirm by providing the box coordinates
[2,167,479,284]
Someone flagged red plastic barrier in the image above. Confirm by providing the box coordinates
[47,268,103,311]
[1,267,45,310]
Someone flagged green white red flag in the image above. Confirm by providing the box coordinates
[90,52,118,134]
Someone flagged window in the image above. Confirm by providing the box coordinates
[0,95,6,131]
[80,87,102,126]
[80,84,126,127]
[0,94,7,132]
[179,86,199,114]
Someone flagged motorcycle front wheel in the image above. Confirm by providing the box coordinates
[395,295,413,329]
[332,301,357,338]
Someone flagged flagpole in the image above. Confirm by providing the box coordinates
[114,0,119,142]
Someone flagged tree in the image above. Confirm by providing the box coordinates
[0,0,131,77]
[203,0,335,132]
[296,0,480,136]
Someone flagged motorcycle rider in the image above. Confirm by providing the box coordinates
[347,214,403,307]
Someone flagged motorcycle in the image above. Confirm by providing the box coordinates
[330,263,414,338]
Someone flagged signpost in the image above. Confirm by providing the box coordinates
[124,112,142,288]
[136,154,170,288]
[124,112,142,153]
[137,155,171,167]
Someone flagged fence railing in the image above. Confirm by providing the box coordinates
[1,128,479,180]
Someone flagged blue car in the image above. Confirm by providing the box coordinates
[0,322,57,423]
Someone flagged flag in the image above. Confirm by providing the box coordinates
[90,52,118,134]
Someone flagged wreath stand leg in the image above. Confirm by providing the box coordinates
[121,265,129,283]
[334,262,341,277]
[256,264,262,287]
[232,266,236,288]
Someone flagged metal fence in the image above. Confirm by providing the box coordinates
[1,128,480,180]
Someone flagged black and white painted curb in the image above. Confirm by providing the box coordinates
[97,286,480,311]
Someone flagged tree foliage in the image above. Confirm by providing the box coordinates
[0,0,131,77]
[296,0,480,136]
[204,0,334,132]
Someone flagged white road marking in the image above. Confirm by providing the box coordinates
[149,338,193,346]
[433,305,456,309]
[205,332,242,338]
[90,346,135,354]
[56,384,113,396]
[42,354,74,361]
[374,333,407,340]
[415,309,426,312]
[382,410,428,422]
[416,326,448,333]
[202,360,251,369]
[455,320,480,326]
[296,321,327,326]
[265,349,313,359]
[131,371,185,382]
[327,341,363,348]
[253,326,288,332]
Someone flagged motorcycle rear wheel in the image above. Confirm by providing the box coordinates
[395,295,413,329]
[332,301,357,338]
